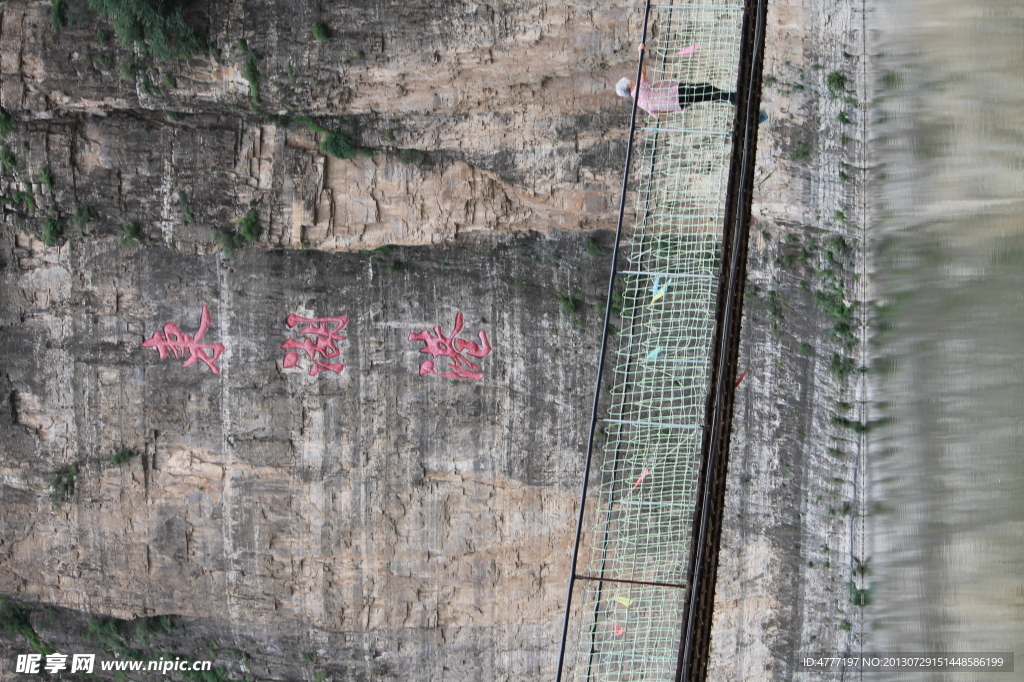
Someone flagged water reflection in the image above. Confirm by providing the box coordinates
[868,0,1024,680]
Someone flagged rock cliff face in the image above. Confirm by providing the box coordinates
[0,233,614,680]
[706,0,873,676]
[0,0,636,253]
[0,1,641,679]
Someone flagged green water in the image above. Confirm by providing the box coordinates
[868,0,1024,679]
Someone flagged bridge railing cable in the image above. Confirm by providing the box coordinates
[556,0,758,679]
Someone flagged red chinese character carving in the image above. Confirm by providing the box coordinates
[280,314,349,377]
[408,312,492,380]
[142,305,225,375]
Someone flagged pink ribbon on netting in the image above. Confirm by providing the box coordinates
[676,42,700,56]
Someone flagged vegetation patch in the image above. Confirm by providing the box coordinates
[0,108,14,138]
[178,192,195,224]
[87,0,201,60]
[848,580,872,607]
[0,145,17,171]
[584,235,606,257]
[556,291,583,323]
[48,465,78,507]
[212,210,259,258]
[297,117,362,160]
[119,221,145,247]
[14,190,36,214]
[40,166,55,192]
[235,210,259,243]
[827,353,856,381]
[41,218,64,247]
[50,0,69,34]
[825,71,847,97]
[0,599,45,654]
[110,448,135,465]
[72,204,97,229]
[119,57,143,80]
[134,615,173,645]
[831,414,866,433]
[242,50,260,106]
[312,21,330,43]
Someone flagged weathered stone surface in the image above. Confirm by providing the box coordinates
[0,231,613,679]
[706,0,872,677]
[0,0,640,254]
[0,1,646,678]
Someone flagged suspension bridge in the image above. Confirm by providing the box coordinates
[557,0,766,679]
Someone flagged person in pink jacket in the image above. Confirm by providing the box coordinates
[616,43,736,114]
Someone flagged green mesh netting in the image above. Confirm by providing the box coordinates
[565,3,744,679]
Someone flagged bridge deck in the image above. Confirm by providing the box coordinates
[558,0,762,679]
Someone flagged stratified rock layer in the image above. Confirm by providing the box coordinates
[0,0,639,253]
[0,232,612,680]
[0,1,640,679]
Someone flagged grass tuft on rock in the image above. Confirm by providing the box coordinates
[0,599,45,654]
[236,210,259,243]
[41,218,64,246]
[321,131,358,160]
[40,166,54,192]
[312,21,330,43]
[50,0,69,34]
[87,0,200,60]
[212,210,260,257]
[584,236,606,257]
[0,146,17,171]
[242,50,260,105]
[119,221,144,247]
[0,108,14,139]
[111,448,135,465]
[72,204,97,229]
[825,71,847,97]
[178,192,195,224]
[48,465,78,507]
[296,117,363,160]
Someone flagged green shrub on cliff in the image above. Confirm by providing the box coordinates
[0,600,45,654]
[41,218,64,246]
[48,465,78,507]
[295,117,361,160]
[242,51,260,105]
[212,210,260,258]
[0,145,17,171]
[312,21,330,43]
[87,0,200,60]
[119,221,144,247]
[0,108,13,139]
[40,166,54,192]
[72,203,97,229]
[50,0,69,34]
[110,448,135,465]
[320,131,357,160]
[236,210,259,243]
[13,190,36,214]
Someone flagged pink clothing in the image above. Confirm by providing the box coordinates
[631,81,681,115]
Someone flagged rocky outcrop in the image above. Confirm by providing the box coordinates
[0,231,613,680]
[0,1,648,679]
[0,0,639,254]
